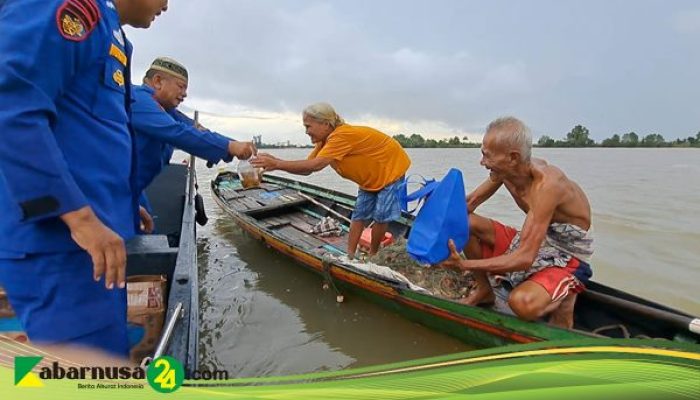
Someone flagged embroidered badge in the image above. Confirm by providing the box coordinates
[109,43,127,66]
[56,0,100,42]
[112,69,125,86]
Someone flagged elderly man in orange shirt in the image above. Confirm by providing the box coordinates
[252,102,411,258]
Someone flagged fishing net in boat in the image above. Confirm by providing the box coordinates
[371,238,476,300]
[335,256,430,294]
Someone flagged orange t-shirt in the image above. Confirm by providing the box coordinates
[307,125,410,191]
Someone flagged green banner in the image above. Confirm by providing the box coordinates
[1,339,699,399]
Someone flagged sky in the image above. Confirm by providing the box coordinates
[126,0,700,144]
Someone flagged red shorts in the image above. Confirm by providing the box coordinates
[482,220,586,302]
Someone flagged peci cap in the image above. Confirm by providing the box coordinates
[148,57,188,82]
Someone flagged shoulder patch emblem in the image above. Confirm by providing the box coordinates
[56,0,101,42]
[112,69,125,86]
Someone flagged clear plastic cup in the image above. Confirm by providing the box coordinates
[237,158,261,189]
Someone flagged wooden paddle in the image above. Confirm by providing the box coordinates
[297,192,351,224]
[296,191,385,248]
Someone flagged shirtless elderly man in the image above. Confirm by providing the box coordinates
[441,117,593,328]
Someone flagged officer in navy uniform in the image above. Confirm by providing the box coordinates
[0,0,167,356]
[132,57,257,203]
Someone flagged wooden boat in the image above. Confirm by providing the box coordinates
[130,160,201,371]
[211,171,700,347]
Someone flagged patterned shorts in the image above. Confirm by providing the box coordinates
[352,178,404,223]
[483,220,592,302]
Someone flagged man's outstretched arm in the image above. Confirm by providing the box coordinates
[251,154,332,176]
[466,175,503,213]
[444,181,562,273]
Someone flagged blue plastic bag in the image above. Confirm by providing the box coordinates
[407,168,469,264]
[398,175,440,213]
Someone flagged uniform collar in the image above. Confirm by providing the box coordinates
[137,84,156,95]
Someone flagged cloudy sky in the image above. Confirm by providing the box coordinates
[126,0,700,144]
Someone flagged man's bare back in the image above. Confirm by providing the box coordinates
[502,158,591,231]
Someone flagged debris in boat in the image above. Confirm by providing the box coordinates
[311,216,343,237]
[372,238,476,301]
[127,275,167,364]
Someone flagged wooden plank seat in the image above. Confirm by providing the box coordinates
[237,190,310,217]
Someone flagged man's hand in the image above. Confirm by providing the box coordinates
[60,207,126,290]
[229,141,257,160]
[139,206,154,234]
[437,239,467,271]
[250,153,281,172]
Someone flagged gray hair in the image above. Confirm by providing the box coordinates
[302,102,345,129]
[486,116,532,162]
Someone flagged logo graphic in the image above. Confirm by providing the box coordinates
[146,356,184,393]
[15,356,44,387]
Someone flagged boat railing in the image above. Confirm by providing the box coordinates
[186,111,199,206]
[140,301,184,368]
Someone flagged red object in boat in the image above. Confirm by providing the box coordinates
[359,227,393,249]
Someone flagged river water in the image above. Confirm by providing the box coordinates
[193,148,700,377]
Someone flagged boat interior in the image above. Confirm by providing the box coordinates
[127,163,199,369]
[212,171,700,344]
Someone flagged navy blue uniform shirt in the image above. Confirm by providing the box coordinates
[0,0,139,255]
[131,85,233,193]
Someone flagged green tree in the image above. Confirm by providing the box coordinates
[621,132,639,147]
[672,137,688,147]
[393,134,410,147]
[565,125,595,147]
[448,136,461,146]
[640,133,666,147]
[537,135,555,147]
[601,134,621,147]
[409,133,425,147]
[679,136,694,147]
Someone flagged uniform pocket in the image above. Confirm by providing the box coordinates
[91,58,129,124]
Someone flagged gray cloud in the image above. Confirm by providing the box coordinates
[127,0,700,141]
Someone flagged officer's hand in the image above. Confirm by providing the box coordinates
[60,207,126,290]
[139,206,155,234]
[228,141,257,160]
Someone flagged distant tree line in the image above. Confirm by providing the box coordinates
[392,134,480,148]
[255,126,699,149]
[536,125,700,148]
[391,126,700,148]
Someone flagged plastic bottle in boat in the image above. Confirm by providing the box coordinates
[237,158,261,189]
